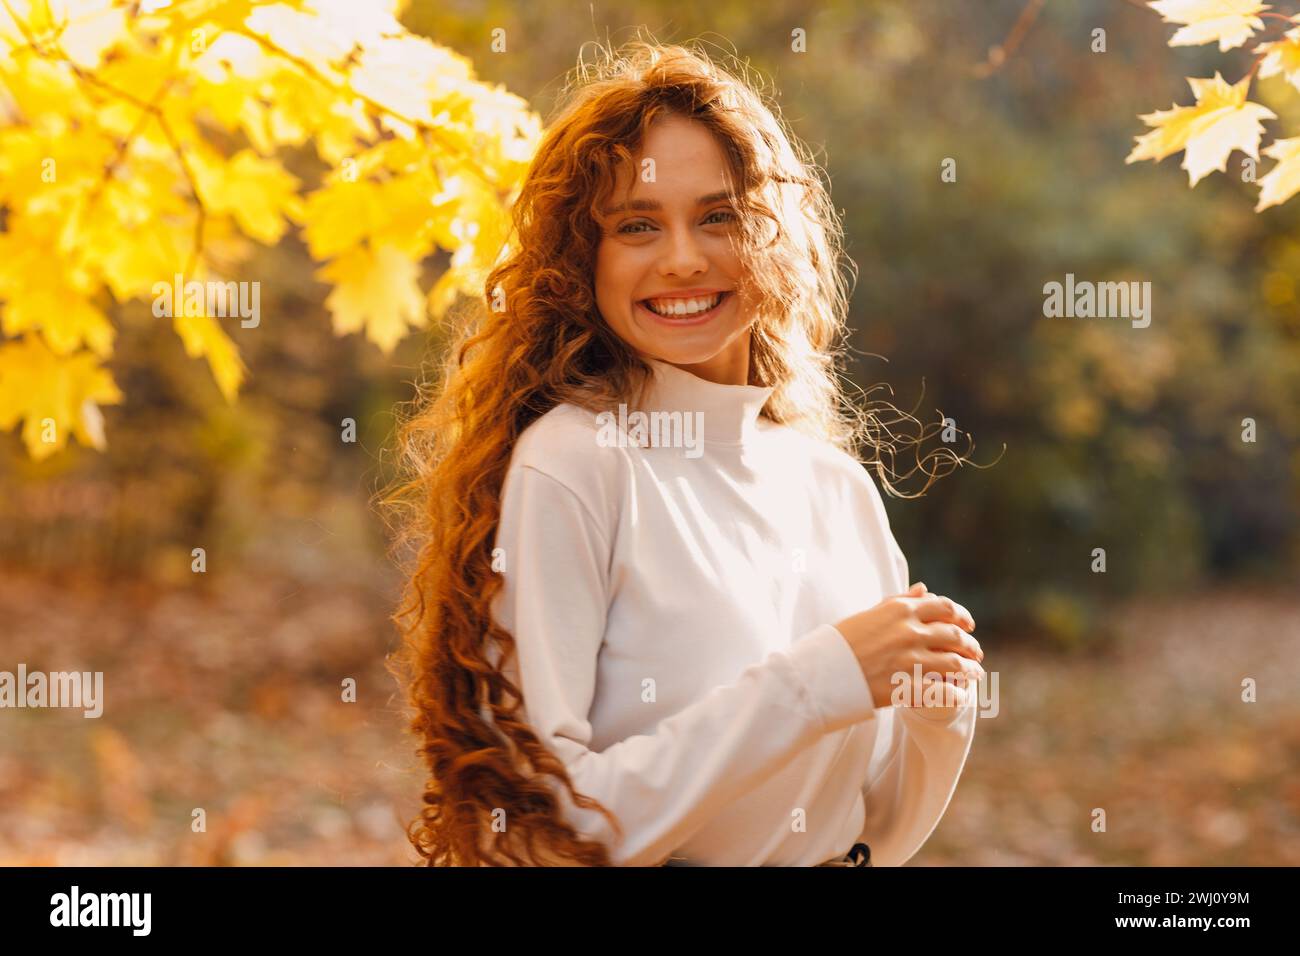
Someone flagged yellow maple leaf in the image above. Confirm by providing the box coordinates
[428,267,464,323]
[71,173,193,301]
[1148,0,1269,51]
[316,243,425,353]
[85,215,191,302]
[0,223,114,357]
[0,54,84,122]
[173,311,248,403]
[297,178,381,260]
[1126,72,1276,185]
[371,173,440,258]
[192,148,302,245]
[0,334,123,460]
[1257,26,1300,92]
[1255,136,1300,209]
[1,288,114,358]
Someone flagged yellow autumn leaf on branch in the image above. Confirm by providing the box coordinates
[0,0,542,458]
[0,335,123,460]
[1148,0,1270,52]
[1255,136,1300,209]
[191,148,303,246]
[173,311,249,404]
[1,286,114,358]
[0,221,114,357]
[297,177,382,260]
[1125,73,1275,185]
[317,243,425,354]
[1256,26,1300,92]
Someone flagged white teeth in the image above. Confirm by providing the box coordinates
[644,293,723,316]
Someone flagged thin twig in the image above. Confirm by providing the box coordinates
[155,111,207,278]
[51,34,207,274]
[1242,50,1269,84]
[973,0,1046,78]
[86,69,183,210]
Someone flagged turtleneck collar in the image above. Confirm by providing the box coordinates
[636,357,775,446]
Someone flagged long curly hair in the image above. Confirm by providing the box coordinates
[383,37,974,867]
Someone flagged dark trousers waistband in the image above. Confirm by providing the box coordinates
[661,842,872,867]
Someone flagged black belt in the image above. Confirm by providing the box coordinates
[660,841,872,867]
[819,841,873,867]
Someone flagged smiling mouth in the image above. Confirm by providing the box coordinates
[636,291,732,323]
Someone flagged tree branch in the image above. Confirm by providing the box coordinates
[973,0,1046,79]
[234,25,503,194]
[1,0,209,277]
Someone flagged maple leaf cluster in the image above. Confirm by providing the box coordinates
[0,0,542,459]
[1128,0,1300,209]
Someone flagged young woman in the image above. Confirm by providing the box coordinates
[389,39,985,867]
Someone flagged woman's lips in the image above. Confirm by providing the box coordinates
[636,291,731,326]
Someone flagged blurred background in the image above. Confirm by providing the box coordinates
[1,0,1297,865]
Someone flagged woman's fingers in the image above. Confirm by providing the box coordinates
[903,667,975,710]
[921,651,984,684]
[923,621,983,662]
[909,593,976,632]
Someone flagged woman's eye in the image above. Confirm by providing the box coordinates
[618,210,735,235]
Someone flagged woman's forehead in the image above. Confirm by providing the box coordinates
[605,131,734,204]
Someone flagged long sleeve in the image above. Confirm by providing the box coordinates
[489,463,880,866]
[852,531,978,866]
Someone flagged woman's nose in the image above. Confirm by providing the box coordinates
[658,227,708,277]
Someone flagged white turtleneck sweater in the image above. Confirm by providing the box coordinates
[486,357,977,866]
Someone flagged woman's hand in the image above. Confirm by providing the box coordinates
[831,581,985,711]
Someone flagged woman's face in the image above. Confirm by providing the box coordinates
[593,114,757,385]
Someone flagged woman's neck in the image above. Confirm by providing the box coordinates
[656,330,753,385]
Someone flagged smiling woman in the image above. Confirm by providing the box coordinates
[594,125,754,383]
[386,37,982,868]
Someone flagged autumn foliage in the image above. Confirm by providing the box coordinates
[0,0,540,459]
[1128,0,1300,208]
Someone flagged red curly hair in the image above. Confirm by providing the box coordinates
[383,36,974,867]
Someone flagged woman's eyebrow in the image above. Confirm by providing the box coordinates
[602,190,732,214]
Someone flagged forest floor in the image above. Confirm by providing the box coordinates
[1,566,1297,865]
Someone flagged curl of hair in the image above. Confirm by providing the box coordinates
[381,35,981,867]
